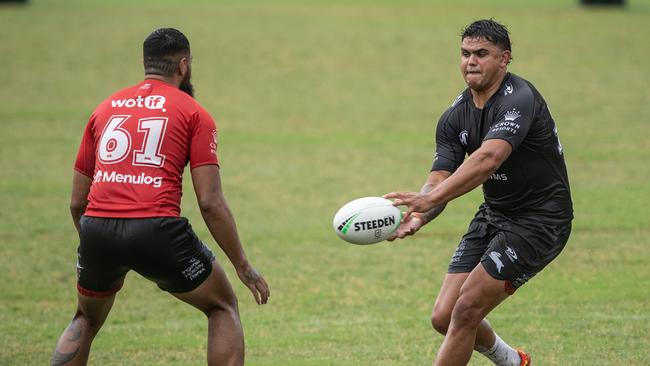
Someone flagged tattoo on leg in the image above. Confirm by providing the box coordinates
[51,320,82,366]
[66,321,82,342]
[51,349,78,366]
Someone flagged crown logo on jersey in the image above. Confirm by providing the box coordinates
[504,109,521,122]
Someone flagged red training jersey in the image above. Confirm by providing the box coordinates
[74,79,219,218]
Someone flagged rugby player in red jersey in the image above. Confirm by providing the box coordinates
[51,28,269,366]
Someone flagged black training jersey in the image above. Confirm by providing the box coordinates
[432,73,573,223]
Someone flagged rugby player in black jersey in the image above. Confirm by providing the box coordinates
[385,19,572,366]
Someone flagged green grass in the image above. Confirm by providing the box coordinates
[1,0,649,365]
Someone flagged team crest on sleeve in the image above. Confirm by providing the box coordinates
[210,130,217,154]
[503,82,514,96]
[459,130,469,147]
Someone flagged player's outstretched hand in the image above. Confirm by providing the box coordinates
[383,191,435,219]
[236,263,270,305]
[387,213,424,241]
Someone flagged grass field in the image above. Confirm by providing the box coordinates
[1,0,649,365]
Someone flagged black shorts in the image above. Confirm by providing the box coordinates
[77,216,215,297]
[448,203,571,293]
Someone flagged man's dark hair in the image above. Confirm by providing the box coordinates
[143,28,191,76]
[461,19,511,52]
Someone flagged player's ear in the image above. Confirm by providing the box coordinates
[178,56,190,76]
[501,50,512,67]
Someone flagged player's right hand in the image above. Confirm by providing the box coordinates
[383,191,438,220]
[387,213,425,241]
[236,262,270,305]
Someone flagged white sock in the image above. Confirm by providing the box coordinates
[478,333,522,366]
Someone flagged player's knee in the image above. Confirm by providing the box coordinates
[449,296,483,330]
[431,307,451,335]
[203,293,239,318]
[205,300,239,320]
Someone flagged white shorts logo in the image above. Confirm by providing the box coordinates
[488,251,505,274]
[505,246,518,262]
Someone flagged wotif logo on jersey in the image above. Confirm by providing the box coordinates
[111,95,166,110]
[93,170,163,188]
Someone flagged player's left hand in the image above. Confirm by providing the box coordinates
[383,191,435,219]
[236,262,270,305]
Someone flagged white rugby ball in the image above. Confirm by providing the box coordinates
[333,197,402,245]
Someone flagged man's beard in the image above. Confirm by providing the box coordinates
[179,70,194,97]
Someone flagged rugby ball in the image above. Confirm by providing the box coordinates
[333,197,402,245]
